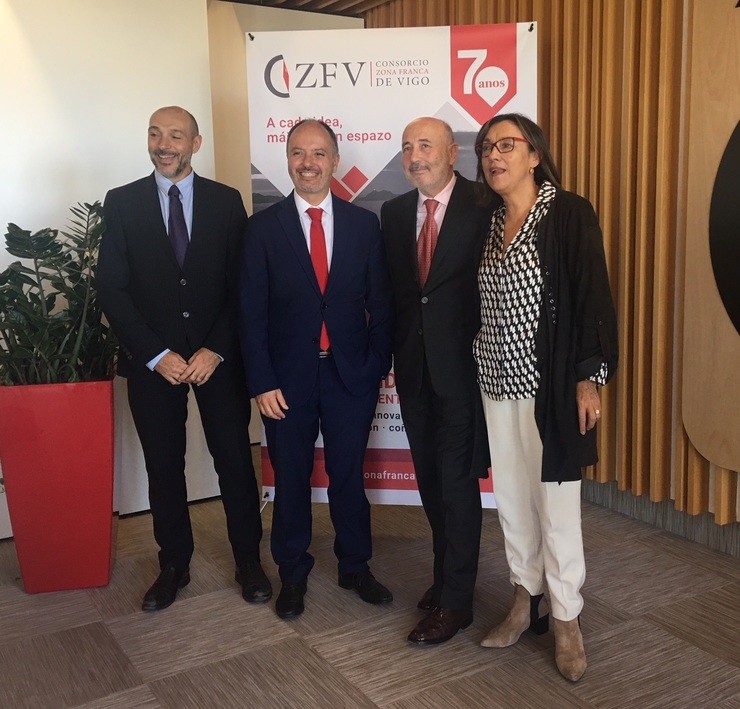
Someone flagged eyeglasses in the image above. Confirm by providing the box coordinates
[475,137,530,158]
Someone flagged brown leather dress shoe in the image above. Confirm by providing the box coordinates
[407,607,473,645]
[142,564,190,611]
[416,585,439,611]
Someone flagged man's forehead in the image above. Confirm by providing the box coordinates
[403,133,439,143]
[149,110,190,131]
[289,129,333,150]
[403,122,449,144]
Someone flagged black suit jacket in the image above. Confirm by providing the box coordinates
[98,173,247,376]
[381,174,491,398]
[381,174,491,477]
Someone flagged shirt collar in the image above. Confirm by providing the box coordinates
[416,172,456,210]
[294,190,333,217]
[154,169,195,198]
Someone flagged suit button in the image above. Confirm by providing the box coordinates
[180,278,187,286]
[421,296,429,304]
[417,328,423,335]
[182,311,190,318]
[321,303,328,309]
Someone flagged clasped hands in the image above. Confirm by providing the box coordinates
[155,348,221,386]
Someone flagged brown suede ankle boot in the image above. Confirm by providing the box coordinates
[553,617,587,681]
[481,584,549,648]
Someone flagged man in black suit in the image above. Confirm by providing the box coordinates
[98,106,270,611]
[381,117,490,644]
[240,119,394,619]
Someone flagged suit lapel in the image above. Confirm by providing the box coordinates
[187,174,218,272]
[397,191,421,287]
[425,175,469,289]
[276,194,323,297]
[327,195,349,296]
[189,174,205,264]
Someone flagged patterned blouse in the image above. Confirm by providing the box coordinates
[474,182,609,401]
[474,181,555,399]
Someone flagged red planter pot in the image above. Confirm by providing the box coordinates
[0,380,114,593]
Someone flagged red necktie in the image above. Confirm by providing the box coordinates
[417,198,439,287]
[307,207,330,351]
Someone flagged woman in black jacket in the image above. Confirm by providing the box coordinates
[472,113,618,682]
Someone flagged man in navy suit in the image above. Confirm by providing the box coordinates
[98,106,269,612]
[240,119,394,619]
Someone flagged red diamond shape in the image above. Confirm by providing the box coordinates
[330,178,352,201]
[342,166,368,194]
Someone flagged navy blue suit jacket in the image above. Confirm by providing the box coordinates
[240,193,394,407]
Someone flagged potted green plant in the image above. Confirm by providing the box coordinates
[0,202,117,592]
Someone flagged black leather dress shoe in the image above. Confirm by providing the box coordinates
[407,607,473,645]
[235,562,272,603]
[142,564,190,611]
[338,572,393,604]
[417,584,439,611]
[275,582,307,619]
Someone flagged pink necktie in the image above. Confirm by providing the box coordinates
[307,207,330,351]
[417,198,439,287]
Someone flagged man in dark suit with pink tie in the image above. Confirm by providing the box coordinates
[240,119,395,619]
[381,117,492,645]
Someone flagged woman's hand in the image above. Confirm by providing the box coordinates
[576,380,601,435]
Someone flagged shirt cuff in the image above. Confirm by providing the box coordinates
[588,361,609,386]
[147,349,170,371]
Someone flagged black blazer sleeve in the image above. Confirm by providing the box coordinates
[98,183,168,368]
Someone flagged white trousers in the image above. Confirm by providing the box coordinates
[482,395,585,621]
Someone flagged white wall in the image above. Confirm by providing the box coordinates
[0,0,215,248]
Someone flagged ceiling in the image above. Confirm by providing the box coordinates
[229,0,393,19]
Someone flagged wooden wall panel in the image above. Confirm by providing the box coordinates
[651,0,682,503]
[682,0,740,474]
[363,0,738,524]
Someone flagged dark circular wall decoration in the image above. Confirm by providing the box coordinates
[709,120,740,335]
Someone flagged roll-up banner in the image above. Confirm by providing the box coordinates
[246,23,538,506]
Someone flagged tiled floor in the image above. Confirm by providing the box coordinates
[1,460,738,708]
